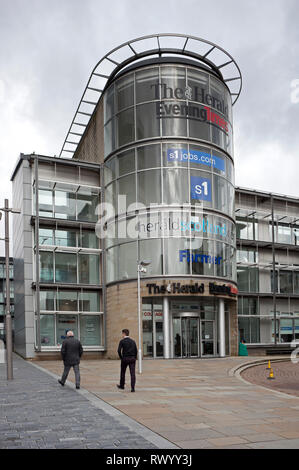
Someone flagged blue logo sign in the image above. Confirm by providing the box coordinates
[167,148,225,172]
[190,176,212,202]
[179,250,222,265]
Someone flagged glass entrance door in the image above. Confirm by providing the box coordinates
[201,320,215,356]
[173,317,200,358]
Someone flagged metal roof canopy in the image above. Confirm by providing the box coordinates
[59,33,242,159]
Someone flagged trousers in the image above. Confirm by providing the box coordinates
[61,364,80,387]
[120,357,136,390]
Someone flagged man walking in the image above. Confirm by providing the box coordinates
[117,329,137,392]
[58,330,83,389]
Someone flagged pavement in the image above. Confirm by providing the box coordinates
[2,353,299,449]
[30,354,299,449]
[0,354,174,449]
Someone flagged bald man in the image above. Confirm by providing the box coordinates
[58,331,83,389]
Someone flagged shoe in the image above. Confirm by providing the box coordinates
[58,380,64,386]
[131,389,135,393]
[76,385,80,389]
[117,384,124,390]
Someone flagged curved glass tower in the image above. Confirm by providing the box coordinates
[68,34,242,359]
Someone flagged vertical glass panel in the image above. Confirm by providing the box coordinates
[173,318,181,357]
[54,190,76,220]
[80,291,100,312]
[227,183,235,218]
[117,108,135,147]
[162,142,188,167]
[104,119,116,157]
[118,173,136,211]
[40,290,55,311]
[280,271,293,294]
[55,253,77,284]
[106,246,118,283]
[105,181,117,214]
[80,315,101,346]
[250,317,260,343]
[161,101,187,137]
[40,314,55,346]
[143,302,153,357]
[116,74,134,111]
[190,170,212,209]
[190,238,215,276]
[136,103,160,140]
[137,144,161,170]
[139,239,162,276]
[118,242,137,280]
[189,114,210,142]
[155,321,164,357]
[280,318,293,343]
[56,314,78,345]
[77,189,99,222]
[187,68,208,101]
[163,168,189,205]
[189,318,199,356]
[79,254,100,284]
[80,231,98,249]
[164,238,191,275]
[161,66,186,95]
[58,291,78,311]
[104,83,115,123]
[104,157,116,184]
[136,68,159,103]
[182,318,187,357]
[213,175,228,214]
[277,225,292,244]
[138,170,161,206]
[238,317,250,343]
[55,229,77,247]
[118,149,135,176]
[39,189,53,217]
[39,252,54,283]
[39,228,54,246]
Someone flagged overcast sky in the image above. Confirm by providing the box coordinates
[0,0,298,252]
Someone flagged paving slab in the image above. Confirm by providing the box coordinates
[0,354,176,449]
[30,355,299,449]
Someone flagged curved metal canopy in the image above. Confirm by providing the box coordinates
[59,33,242,158]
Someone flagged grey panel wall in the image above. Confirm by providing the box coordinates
[12,159,34,358]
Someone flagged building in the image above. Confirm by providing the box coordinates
[236,187,299,354]
[0,257,14,342]
[11,34,297,360]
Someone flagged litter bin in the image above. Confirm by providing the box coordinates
[239,341,248,356]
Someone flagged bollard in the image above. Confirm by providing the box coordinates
[268,368,275,380]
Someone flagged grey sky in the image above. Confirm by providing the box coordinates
[0,0,298,251]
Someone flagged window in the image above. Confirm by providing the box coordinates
[54,190,76,220]
[163,168,188,205]
[137,144,161,170]
[117,108,135,147]
[80,292,101,312]
[79,254,100,285]
[56,314,78,345]
[136,103,160,140]
[39,228,54,246]
[39,252,54,283]
[39,189,53,217]
[77,189,98,222]
[116,74,134,111]
[118,242,137,280]
[80,231,98,249]
[58,291,78,311]
[138,170,161,206]
[80,315,102,346]
[55,229,77,247]
[139,239,162,276]
[136,68,159,103]
[55,253,77,284]
[118,149,135,176]
[40,290,55,311]
[40,315,55,346]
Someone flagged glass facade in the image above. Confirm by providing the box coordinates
[103,65,235,284]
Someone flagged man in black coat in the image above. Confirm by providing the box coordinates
[117,328,138,392]
[58,330,83,389]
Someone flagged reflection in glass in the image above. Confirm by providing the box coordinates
[40,290,55,311]
[79,254,100,284]
[80,315,101,346]
[55,253,77,284]
[56,314,78,345]
[40,315,55,346]
[58,291,78,311]
[39,252,54,283]
[117,108,135,147]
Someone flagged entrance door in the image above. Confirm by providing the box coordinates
[201,320,215,356]
[173,317,200,358]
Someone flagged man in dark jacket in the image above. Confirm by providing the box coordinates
[58,331,83,389]
[117,329,137,392]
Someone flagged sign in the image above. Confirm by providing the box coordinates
[190,176,212,202]
[209,283,238,296]
[179,250,222,265]
[167,148,225,173]
[146,283,205,295]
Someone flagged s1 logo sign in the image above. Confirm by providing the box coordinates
[190,176,212,202]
